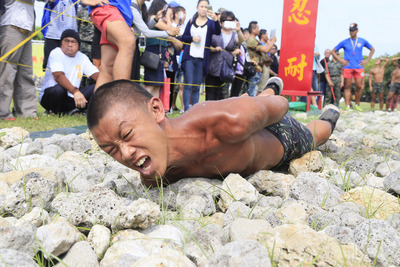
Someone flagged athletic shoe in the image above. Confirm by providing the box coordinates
[2,117,16,121]
[319,104,341,133]
[43,110,53,116]
[343,106,352,111]
[265,77,284,95]
[354,105,363,112]
[68,108,81,116]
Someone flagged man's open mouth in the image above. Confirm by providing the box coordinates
[135,156,152,171]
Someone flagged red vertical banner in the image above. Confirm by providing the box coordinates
[279,0,319,94]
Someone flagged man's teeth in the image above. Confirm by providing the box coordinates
[136,157,147,167]
[143,164,151,171]
[135,156,151,170]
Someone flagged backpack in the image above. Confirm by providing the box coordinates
[237,45,256,77]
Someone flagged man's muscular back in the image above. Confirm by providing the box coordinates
[164,96,286,181]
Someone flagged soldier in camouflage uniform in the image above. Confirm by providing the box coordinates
[77,4,94,60]
[77,4,95,86]
[325,58,343,107]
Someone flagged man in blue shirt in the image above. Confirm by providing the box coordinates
[331,23,375,111]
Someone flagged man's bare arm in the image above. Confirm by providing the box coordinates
[258,35,277,54]
[383,58,390,68]
[360,47,375,66]
[90,72,99,81]
[211,95,289,143]
[235,21,244,46]
[392,57,400,67]
[369,70,373,92]
[53,72,87,108]
[331,48,348,66]
[53,72,78,94]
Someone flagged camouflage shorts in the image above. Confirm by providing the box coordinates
[372,82,384,94]
[390,83,400,95]
[265,114,314,170]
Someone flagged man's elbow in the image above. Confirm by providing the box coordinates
[91,72,100,81]
[52,72,64,83]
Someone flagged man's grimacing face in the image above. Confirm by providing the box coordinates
[90,100,168,184]
[61,37,79,57]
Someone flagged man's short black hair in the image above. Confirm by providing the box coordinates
[87,80,153,130]
[258,29,267,40]
[248,21,258,34]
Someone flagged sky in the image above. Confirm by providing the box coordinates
[34,0,400,57]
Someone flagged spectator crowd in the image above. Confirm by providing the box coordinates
[0,0,399,121]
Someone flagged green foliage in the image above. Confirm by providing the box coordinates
[33,26,44,41]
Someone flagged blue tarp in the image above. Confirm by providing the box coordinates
[29,125,87,140]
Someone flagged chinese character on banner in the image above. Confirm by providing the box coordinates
[284,54,308,81]
[288,0,311,25]
[280,0,318,95]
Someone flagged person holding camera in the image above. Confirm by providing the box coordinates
[129,0,181,82]
[205,10,244,100]
[181,0,221,111]
[141,0,181,97]
[246,21,277,97]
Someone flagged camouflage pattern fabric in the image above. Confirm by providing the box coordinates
[77,4,94,59]
[246,37,263,72]
[372,82,384,94]
[265,114,314,170]
[325,61,342,106]
[325,76,341,107]
[327,60,342,77]
[390,83,400,94]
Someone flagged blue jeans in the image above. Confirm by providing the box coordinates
[302,70,320,102]
[320,81,327,97]
[183,57,204,111]
[247,72,261,97]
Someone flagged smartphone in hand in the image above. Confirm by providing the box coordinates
[270,29,276,39]
[224,21,236,30]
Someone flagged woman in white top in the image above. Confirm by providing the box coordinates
[180,0,220,111]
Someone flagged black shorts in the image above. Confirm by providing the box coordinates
[265,114,314,170]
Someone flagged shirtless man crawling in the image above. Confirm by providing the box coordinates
[369,58,389,110]
[386,57,400,111]
[87,79,340,187]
